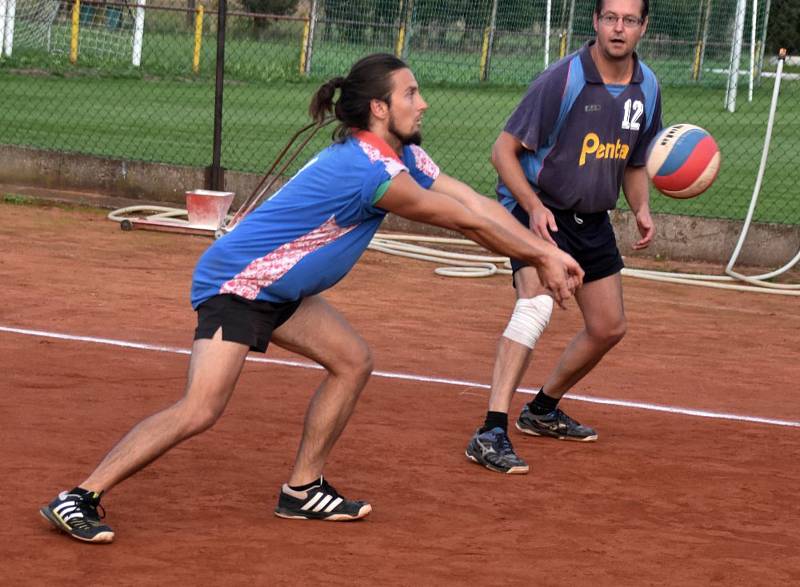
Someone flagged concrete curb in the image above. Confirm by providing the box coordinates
[2,145,798,267]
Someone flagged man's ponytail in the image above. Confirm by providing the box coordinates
[308,76,345,126]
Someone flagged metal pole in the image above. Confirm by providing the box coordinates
[132,0,146,67]
[192,5,204,74]
[692,0,711,81]
[757,0,771,81]
[394,0,405,58]
[401,0,414,60]
[748,0,757,101]
[70,0,79,64]
[305,0,318,74]
[209,0,227,191]
[3,0,15,57]
[565,0,575,55]
[698,0,712,80]
[480,0,498,81]
[0,0,7,57]
[544,0,551,69]
[725,0,747,112]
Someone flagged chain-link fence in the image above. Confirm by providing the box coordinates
[310,0,772,87]
[0,0,798,225]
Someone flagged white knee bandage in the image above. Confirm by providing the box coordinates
[502,295,553,349]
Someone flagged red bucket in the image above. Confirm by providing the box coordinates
[185,190,235,229]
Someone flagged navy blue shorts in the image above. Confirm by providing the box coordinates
[194,294,302,353]
[510,204,624,284]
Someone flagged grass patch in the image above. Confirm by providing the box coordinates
[2,193,34,205]
[1,62,798,224]
[0,194,108,215]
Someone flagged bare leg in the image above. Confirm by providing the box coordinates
[80,330,250,493]
[541,272,626,399]
[271,295,373,486]
[487,266,549,413]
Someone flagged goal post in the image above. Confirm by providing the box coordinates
[2,0,17,57]
[131,0,144,66]
[1,0,8,56]
[7,0,143,66]
[725,0,773,112]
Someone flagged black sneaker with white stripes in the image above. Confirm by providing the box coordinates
[516,404,598,442]
[274,478,371,521]
[40,488,115,543]
[465,426,529,474]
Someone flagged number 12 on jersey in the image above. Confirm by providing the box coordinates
[622,99,643,131]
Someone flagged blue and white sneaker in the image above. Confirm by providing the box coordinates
[465,427,529,474]
[40,488,114,543]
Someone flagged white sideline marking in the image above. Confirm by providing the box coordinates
[2,325,799,429]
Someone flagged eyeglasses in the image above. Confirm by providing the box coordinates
[598,13,643,28]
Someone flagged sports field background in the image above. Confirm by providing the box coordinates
[1,0,798,224]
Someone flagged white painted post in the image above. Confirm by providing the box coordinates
[565,0,575,54]
[544,0,551,69]
[3,0,15,57]
[757,0,771,77]
[132,0,146,67]
[304,0,318,74]
[0,0,7,57]
[725,0,747,112]
[748,0,757,101]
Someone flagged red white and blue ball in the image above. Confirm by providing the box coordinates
[646,124,721,199]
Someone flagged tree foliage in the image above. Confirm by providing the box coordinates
[322,0,400,43]
[240,0,299,37]
[311,0,800,54]
[240,0,299,15]
[766,0,800,54]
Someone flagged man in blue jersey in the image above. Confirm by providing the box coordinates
[41,54,584,542]
[466,0,662,474]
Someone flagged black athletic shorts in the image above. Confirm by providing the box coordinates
[194,293,302,353]
[510,204,624,284]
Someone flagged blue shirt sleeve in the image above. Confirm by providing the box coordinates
[358,150,408,213]
[629,73,663,167]
[504,68,567,151]
[402,145,440,189]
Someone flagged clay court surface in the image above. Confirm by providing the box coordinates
[1,202,799,585]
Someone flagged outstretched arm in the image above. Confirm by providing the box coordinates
[431,172,584,303]
[431,172,541,246]
[376,172,583,305]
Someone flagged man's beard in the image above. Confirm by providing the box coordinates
[388,117,422,146]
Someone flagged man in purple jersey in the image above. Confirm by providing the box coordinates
[466,0,663,474]
[41,54,584,542]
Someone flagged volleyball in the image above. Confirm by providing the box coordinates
[645,124,721,199]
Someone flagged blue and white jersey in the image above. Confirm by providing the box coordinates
[498,41,662,213]
[191,132,439,307]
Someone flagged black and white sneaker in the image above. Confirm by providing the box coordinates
[274,478,371,521]
[40,488,114,543]
[465,427,529,474]
[516,404,598,442]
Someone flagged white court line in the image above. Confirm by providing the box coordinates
[2,325,799,429]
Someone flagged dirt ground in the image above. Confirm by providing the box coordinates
[1,201,799,586]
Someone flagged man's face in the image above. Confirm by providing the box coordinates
[386,68,428,146]
[593,0,648,61]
